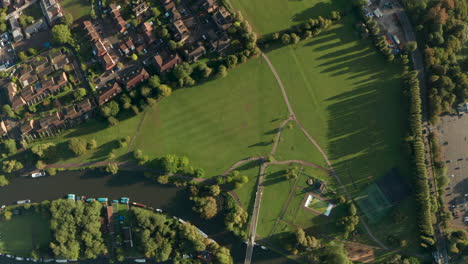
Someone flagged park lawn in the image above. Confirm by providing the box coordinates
[228,0,347,35]
[0,214,52,257]
[231,160,261,210]
[266,18,408,199]
[28,113,144,165]
[61,0,92,20]
[133,58,288,177]
[274,122,328,168]
[256,164,297,238]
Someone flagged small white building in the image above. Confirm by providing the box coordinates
[373,8,383,18]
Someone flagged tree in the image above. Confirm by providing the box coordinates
[62,13,74,26]
[4,139,17,154]
[151,7,161,17]
[105,163,119,175]
[290,33,300,44]
[192,196,218,219]
[405,41,418,52]
[209,185,221,196]
[2,160,23,172]
[73,88,87,100]
[0,23,6,33]
[31,143,56,159]
[140,86,151,97]
[131,53,138,61]
[281,34,291,45]
[2,104,15,118]
[51,24,73,45]
[226,55,238,68]
[148,75,160,88]
[0,175,9,187]
[217,65,228,78]
[296,228,320,249]
[68,138,87,156]
[158,84,172,97]
[18,51,28,62]
[87,139,97,150]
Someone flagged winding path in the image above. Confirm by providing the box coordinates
[244,52,388,264]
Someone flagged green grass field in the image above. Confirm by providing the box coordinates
[134,58,288,177]
[0,214,52,256]
[266,19,408,199]
[275,122,328,168]
[257,164,297,238]
[61,0,92,20]
[229,0,346,35]
[231,160,262,210]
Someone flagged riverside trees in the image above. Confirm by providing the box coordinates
[49,199,107,259]
[131,207,232,263]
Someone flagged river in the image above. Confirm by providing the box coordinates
[0,170,294,264]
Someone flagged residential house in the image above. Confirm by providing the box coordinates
[6,82,26,111]
[200,0,218,13]
[184,45,206,62]
[9,17,23,42]
[121,68,150,91]
[141,22,156,44]
[173,20,189,42]
[132,2,149,17]
[20,120,35,135]
[100,53,117,71]
[119,43,130,55]
[153,52,182,74]
[125,39,135,51]
[51,54,70,70]
[97,82,122,105]
[76,98,93,116]
[208,32,230,52]
[19,72,39,88]
[0,120,8,137]
[37,112,64,133]
[40,0,64,26]
[2,0,10,7]
[24,19,47,39]
[162,0,175,12]
[63,105,79,120]
[110,4,127,33]
[212,6,233,31]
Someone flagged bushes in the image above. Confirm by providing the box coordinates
[68,138,87,156]
[223,194,248,239]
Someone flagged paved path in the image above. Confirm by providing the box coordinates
[222,156,264,177]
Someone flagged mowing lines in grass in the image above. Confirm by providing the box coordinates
[355,183,392,223]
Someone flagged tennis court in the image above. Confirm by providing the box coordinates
[355,183,392,223]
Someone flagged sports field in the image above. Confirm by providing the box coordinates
[229,0,346,35]
[0,214,52,256]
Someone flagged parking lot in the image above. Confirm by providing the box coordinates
[436,114,468,228]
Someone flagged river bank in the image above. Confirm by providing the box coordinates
[0,170,293,264]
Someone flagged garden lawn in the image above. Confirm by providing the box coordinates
[134,58,288,177]
[0,214,52,257]
[61,0,92,20]
[229,0,347,35]
[274,122,328,168]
